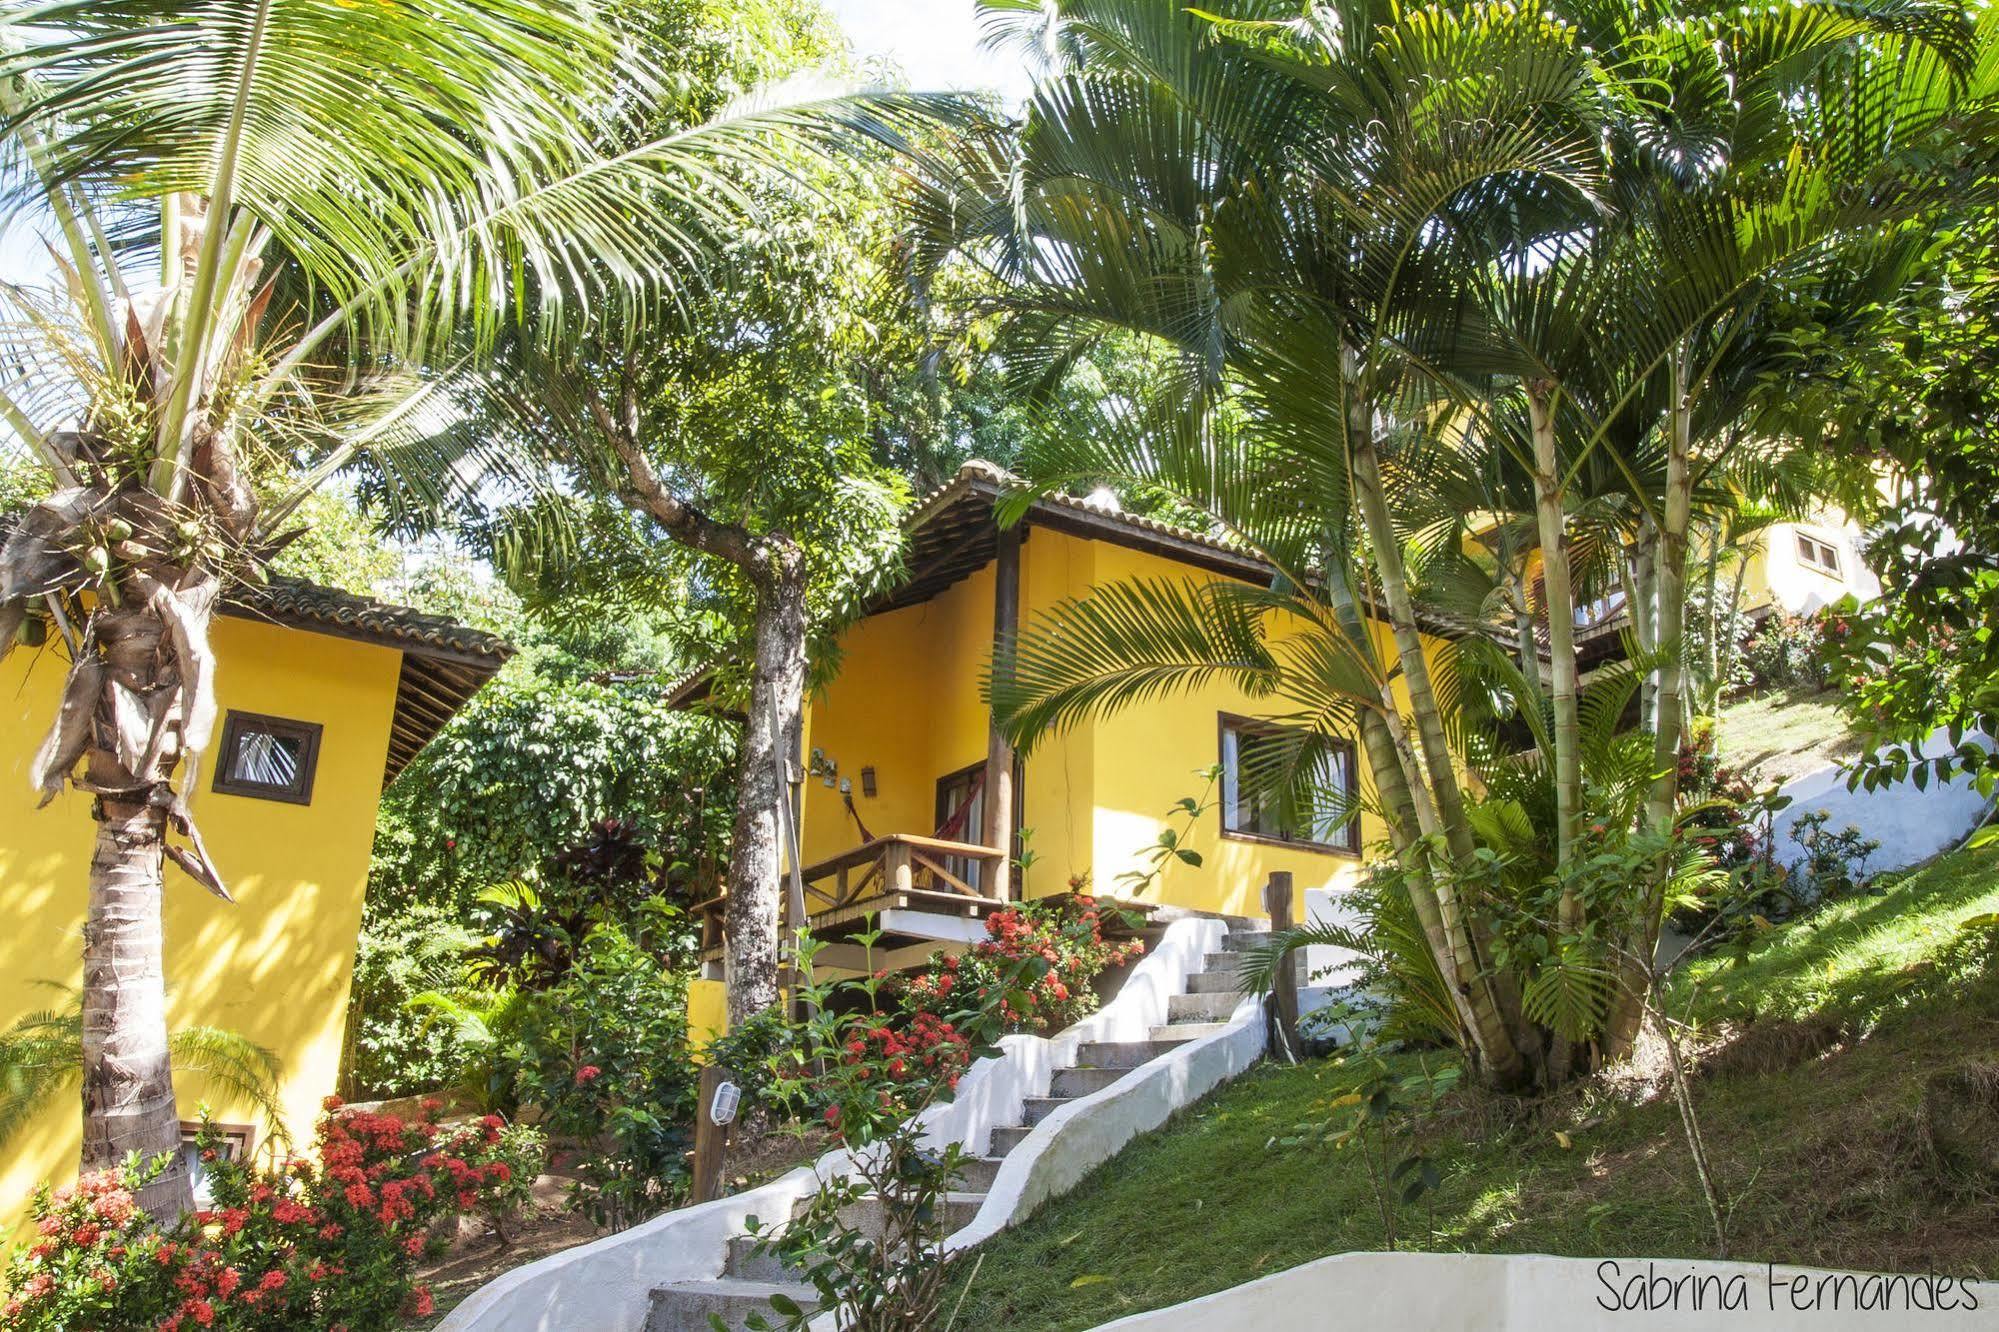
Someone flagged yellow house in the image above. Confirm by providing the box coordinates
[681,462,1442,1001]
[1,579,507,1238]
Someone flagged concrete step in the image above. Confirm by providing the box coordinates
[1203,950,1307,974]
[724,1233,814,1284]
[1076,1039,1186,1068]
[990,1124,1033,1156]
[1050,1065,1128,1098]
[1021,1096,1072,1126]
[1185,969,1248,994]
[952,1155,1007,1192]
[797,1191,985,1238]
[1150,1021,1231,1042]
[1220,929,1276,952]
[646,1279,818,1331]
[1168,990,1241,1022]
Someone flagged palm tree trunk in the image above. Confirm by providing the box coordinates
[1527,383,1581,875]
[723,544,809,1029]
[76,602,200,1221]
[81,796,193,1219]
[1350,438,1476,866]
[1349,439,1532,1085]
[1607,353,1696,1058]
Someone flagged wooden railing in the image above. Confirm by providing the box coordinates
[797,833,1007,916]
[695,833,1008,957]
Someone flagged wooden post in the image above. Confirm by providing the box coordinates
[885,841,914,896]
[689,1063,735,1205]
[985,524,1022,900]
[1263,871,1298,1060]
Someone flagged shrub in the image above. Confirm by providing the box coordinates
[508,923,698,1230]
[896,897,1144,1035]
[1741,611,1832,692]
[345,901,475,1100]
[738,939,1006,1332]
[1,1100,541,1331]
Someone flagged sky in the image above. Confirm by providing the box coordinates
[825,0,1035,102]
[0,3,1033,285]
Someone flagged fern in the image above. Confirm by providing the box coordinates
[0,988,286,1152]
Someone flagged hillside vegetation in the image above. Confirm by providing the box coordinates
[949,845,1999,1330]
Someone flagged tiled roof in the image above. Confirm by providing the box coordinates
[227,577,512,667]
[223,577,511,784]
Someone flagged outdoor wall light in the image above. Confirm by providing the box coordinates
[860,766,878,798]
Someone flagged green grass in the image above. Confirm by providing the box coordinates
[1718,687,1866,784]
[948,846,1999,1331]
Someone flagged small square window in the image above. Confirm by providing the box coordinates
[212,711,322,805]
[1796,533,1842,577]
[179,1122,255,1206]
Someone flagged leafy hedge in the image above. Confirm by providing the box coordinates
[368,670,736,914]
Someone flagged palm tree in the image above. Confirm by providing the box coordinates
[907,0,1986,1085]
[1474,0,1984,1052]
[0,0,930,1218]
[0,985,285,1155]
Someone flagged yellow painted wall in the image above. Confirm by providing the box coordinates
[795,528,1438,931]
[0,615,400,1240]
[686,978,727,1057]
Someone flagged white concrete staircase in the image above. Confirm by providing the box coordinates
[643,922,1295,1331]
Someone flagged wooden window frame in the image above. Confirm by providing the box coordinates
[1216,712,1361,857]
[1795,532,1842,578]
[933,759,1026,859]
[211,710,322,806]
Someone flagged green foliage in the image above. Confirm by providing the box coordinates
[1741,612,1834,693]
[1786,810,1883,904]
[370,671,736,913]
[895,897,1145,1035]
[0,988,286,1154]
[1273,1049,1460,1252]
[1,1105,536,1330]
[1240,863,1460,1051]
[733,931,1008,1332]
[508,922,699,1231]
[345,902,477,1100]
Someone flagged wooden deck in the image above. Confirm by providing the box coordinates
[696,833,1010,964]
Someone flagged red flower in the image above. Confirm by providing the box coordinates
[574,1064,602,1085]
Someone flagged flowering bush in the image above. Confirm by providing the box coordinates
[506,922,697,1230]
[1740,611,1833,692]
[899,897,1144,1034]
[1,1099,543,1331]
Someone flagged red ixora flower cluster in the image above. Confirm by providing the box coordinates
[904,896,1143,1034]
[2,1098,536,1332]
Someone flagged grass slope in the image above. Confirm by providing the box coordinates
[948,846,1999,1331]
[1718,687,1866,784]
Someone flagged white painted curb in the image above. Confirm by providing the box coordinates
[439,917,1262,1331]
[1088,1250,1999,1331]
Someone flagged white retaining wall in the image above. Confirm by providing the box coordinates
[1772,726,1994,873]
[1092,1251,1997,1331]
[439,917,1261,1332]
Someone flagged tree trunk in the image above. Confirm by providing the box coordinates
[1350,439,1532,1086]
[1350,438,1476,866]
[81,795,193,1219]
[1527,384,1581,874]
[74,599,208,1222]
[1606,353,1696,1058]
[723,542,809,1029]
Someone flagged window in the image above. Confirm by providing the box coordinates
[1218,714,1360,855]
[933,761,1023,891]
[212,711,322,805]
[1796,533,1842,577]
[178,1121,254,1206]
